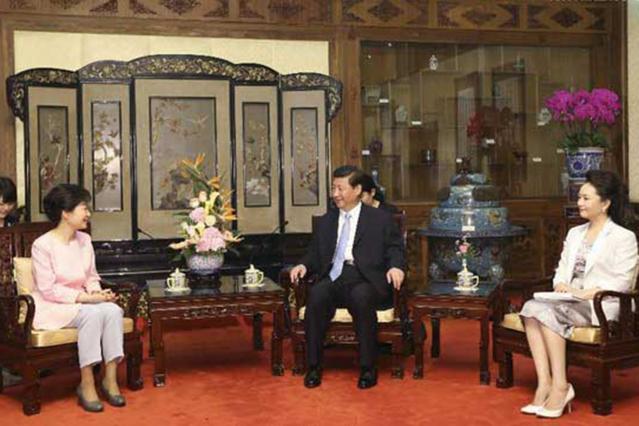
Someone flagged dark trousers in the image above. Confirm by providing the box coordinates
[304,264,381,369]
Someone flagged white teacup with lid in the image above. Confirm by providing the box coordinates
[166,268,188,291]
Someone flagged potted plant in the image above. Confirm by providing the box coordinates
[169,153,242,274]
[545,88,621,179]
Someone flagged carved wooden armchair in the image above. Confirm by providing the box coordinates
[0,222,144,415]
[281,212,411,379]
[492,274,639,415]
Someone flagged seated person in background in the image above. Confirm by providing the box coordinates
[0,176,18,227]
[519,170,638,419]
[289,165,405,390]
[32,184,127,413]
[359,173,400,215]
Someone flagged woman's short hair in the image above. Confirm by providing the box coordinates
[0,176,17,204]
[585,170,634,228]
[360,173,377,194]
[43,184,91,225]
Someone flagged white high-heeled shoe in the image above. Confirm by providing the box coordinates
[536,384,575,419]
[520,403,544,415]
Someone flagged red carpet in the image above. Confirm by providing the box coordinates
[1,317,638,425]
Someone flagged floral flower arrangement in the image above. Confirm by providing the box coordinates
[169,154,242,260]
[455,235,478,266]
[544,88,621,152]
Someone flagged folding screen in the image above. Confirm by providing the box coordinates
[81,83,132,241]
[26,84,79,222]
[233,85,280,234]
[7,55,343,240]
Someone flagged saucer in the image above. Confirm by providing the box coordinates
[165,287,191,294]
[453,285,478,292]
[242,282,265,288]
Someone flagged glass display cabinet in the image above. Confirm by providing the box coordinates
[361,42,603,202]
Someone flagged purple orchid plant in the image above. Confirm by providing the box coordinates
[544,88,621,153]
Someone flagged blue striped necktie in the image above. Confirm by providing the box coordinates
[329,213,351,281]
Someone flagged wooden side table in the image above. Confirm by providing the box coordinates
[147,276,286,387]
[410,280,499,385]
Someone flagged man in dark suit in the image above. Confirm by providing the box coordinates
[289,165,405,389]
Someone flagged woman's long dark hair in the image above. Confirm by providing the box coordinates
[585,170,635,229]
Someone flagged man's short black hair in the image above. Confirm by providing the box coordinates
[332,165,366,189]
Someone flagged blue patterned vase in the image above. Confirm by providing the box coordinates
[186,253,224,275]
[565,147,604,179]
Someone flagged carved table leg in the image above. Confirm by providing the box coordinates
[271,305,285,376]
[148,319,154,358]
[431,317,440,358]
[151,316,166,387]
[412,309,425,379]
[253,313,264,351]
[21,363,40,415]
[479,314,490,385]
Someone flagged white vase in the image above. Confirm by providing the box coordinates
[187,253,224,275]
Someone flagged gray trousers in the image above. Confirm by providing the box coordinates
[69,302,124,368]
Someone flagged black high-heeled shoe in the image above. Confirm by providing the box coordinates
[100,382,126,407]
[76,386,104,413]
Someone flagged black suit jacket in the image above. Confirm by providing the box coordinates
[300,204,405,299]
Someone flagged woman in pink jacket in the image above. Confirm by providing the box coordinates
[31,184,125,413]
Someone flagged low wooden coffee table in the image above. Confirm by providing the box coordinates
[410,280,499,384]
[147,275,286,386]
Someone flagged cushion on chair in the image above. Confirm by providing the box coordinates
[501,312,602,344]
[30,317,135,348]
[13,257,34,295]
[298,306,395,323]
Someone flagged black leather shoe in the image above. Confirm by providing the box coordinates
[76,386,104,413]
[304,366,322,388]
[357,367,378,390]
[100,382,126,407]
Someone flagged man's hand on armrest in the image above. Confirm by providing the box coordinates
[386,267,405,290]
[290,264,307,284]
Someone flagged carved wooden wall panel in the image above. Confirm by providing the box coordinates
[0,1,612,33]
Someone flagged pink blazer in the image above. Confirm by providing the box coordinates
[31,231,102,330]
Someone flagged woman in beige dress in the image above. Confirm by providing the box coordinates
[519,170,638,418]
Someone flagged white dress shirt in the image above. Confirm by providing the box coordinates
[335,202,362,263]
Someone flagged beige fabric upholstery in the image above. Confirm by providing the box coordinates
[30,318,135,348]
[11,257,135,347]
[501,312,601,344]
[298,306,395,323]
[13,257,34,295]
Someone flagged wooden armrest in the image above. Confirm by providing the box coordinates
[0,294,34,345]
[593,290,639,343]
[493,276,553,321]
[100,280,142,321]
[279,269,317,314]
